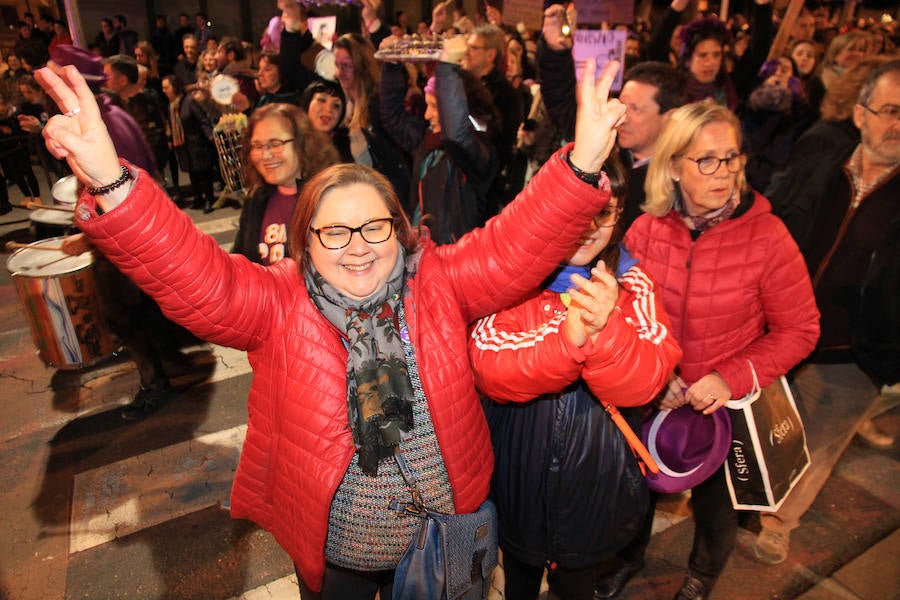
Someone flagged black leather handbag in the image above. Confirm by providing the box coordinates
[391,454,498,600]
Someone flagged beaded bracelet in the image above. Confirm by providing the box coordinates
[565,152,602,188]
[86,164,133,196]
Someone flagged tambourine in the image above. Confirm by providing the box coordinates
[209,74,240,105]
[315,49,337,81]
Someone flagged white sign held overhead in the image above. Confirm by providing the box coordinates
[573,29,627,92]
[308,16,337,50]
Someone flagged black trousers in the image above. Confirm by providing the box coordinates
[615,464,737,589]
[296,563,394,600]
[503,550,596,600]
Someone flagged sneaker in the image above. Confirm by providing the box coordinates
[856,418,894,448]
[594,559,644,599]
[673,575,707,600]
[121,384,174,421]
[754,528,790,565]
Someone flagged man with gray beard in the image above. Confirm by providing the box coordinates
[756,58,900,566]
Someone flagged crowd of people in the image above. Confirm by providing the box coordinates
[7,0,899,599]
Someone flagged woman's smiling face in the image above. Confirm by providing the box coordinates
[308,183,399,301]
[249,117,301,190]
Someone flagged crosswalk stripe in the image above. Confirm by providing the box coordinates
[70,424,247,553]
[229,574,299,600]
[197,215,241,236]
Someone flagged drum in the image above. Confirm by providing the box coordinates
[30,208,76,239]
[7,238,117,369]
[213,114,247,193]
[51,175,80,207]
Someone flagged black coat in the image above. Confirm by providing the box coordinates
[484,383,649,569]
[380,61,497,245]
[172,94,216,173]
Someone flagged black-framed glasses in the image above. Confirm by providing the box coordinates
[861,103,900,123]
[592,204,622,228]
[309,217,395,250]
[678,153,746,175]
[249,138,295,153]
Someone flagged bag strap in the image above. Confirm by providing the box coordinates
[602,402,659,475]
[392,453,427,515]
[725,359,761,409]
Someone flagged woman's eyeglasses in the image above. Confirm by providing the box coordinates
[249,139,294,154]
[592,205,622,228]
[678,153,746,176]
[310,218,395,250]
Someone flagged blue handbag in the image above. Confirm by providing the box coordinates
[391,454,498,600]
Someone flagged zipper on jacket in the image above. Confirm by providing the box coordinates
[680,239,697,345]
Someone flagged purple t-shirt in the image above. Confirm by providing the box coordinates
[258,189,296,265]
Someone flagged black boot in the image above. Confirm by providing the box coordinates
[594,559,644,599]
[203,198,215,214]
[121,383,175,421]
[673,575,708,600]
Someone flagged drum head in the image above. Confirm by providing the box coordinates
[315,49,337,81]
[30,208,74,226]
[51,175,79,205]
[7,237,92,277]
[210,74,240,105]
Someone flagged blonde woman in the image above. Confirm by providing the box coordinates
[820,31,868,89]
[623,100,819,600]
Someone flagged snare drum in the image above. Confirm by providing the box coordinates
[213,127,245,193]
[7,238,117,369]
[51,175,80,207]
[30,208,76,239]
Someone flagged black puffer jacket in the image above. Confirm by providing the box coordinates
[380,61,498,245]
[482,383,649,569]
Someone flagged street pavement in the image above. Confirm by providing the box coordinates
[0,177,897,600]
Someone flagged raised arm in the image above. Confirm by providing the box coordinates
[537,4,576,140]
[35,66,282,350]
[439,60,626,322]
[378,58,426,156]
[434,38,496,178]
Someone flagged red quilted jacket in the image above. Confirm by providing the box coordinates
[75,149,611,591]
[624,192,820,396]
[469,263,681,406]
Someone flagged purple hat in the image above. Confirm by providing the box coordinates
[642,405,732,493]
[49,45,108,83]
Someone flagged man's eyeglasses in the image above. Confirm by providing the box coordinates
[592,205,622,228]
[466,44,487,51]
[309,217,395,250]
[678,153,746,176]
[861,103,900,123]
[249,139,295,154]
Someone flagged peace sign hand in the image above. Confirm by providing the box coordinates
[35,66,121,194]
[569,59,626,174]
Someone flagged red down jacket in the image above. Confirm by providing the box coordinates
[624,192,820,396]
[470,263,680,406]
[74,148,611,591]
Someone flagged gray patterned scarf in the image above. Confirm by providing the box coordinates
[304,248,415,476]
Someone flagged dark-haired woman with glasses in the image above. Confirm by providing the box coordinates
[231,103,339,264]
[620,100,819,600]
[469,156,681,600]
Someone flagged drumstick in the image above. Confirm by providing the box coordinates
[25,201,76,213]
[5,241,65,251]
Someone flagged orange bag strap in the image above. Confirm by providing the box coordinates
[603,402,660,475]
